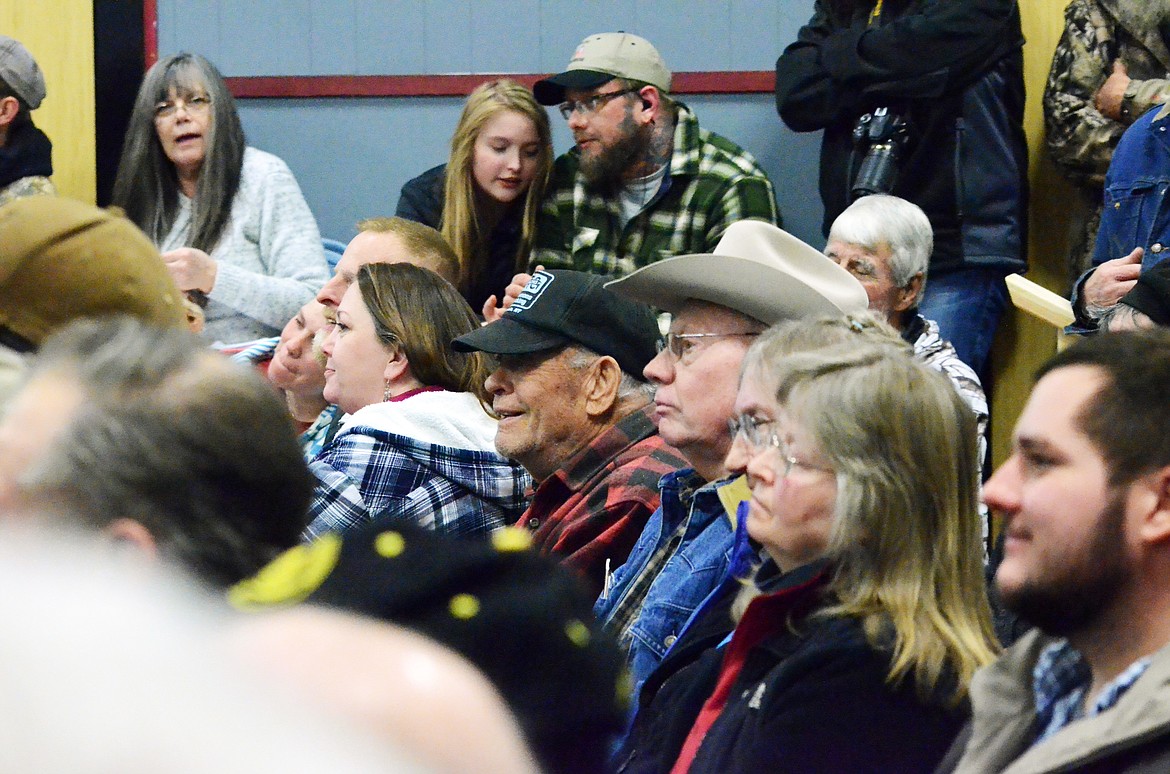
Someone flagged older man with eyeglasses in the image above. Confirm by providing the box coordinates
[594,219,868,694]
[526,32,779,279]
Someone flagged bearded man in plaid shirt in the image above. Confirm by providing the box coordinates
[527,32,779,279]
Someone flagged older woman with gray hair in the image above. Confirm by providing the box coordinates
[112,52,329,345]
[825,195,988,463]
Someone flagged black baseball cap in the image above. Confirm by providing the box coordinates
[452,269,660,380]
[1120,260,1170,326]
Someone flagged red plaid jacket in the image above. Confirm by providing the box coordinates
[518,405,689,596]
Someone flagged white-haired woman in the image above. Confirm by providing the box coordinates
[826,193,989,548]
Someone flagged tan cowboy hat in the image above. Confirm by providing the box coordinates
[605,219,868,325]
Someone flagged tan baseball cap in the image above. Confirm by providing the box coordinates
[0,197,188,348]
[534,32,671,106]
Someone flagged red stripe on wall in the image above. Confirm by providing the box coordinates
[222,71,776,99]
[141,17,773,99]
[143,0,158,68]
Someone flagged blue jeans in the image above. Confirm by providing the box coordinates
[917,267,1010,378]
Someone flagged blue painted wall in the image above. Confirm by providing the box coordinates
[158,0,825,247]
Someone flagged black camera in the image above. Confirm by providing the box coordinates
[850,107,909,200]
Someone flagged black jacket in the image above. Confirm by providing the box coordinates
[775,0,1028,275]
[395,163,523,312]
[618,560,967,773]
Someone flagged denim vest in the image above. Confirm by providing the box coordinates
[595,469,737,693]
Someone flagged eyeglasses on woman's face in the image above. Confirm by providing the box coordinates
[727,413,834,477]
[154,94,212,121]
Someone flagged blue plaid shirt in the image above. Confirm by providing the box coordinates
[1033,639,1152,744]
[299,404,341,462]
[227,336,279,364]
[304,423,531,541]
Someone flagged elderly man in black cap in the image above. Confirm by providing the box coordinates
[0,35,53,205]
[454,269,688,594]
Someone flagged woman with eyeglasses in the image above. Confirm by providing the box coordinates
[617,316,998,774]
[396,79,552,315]
[113,53,329,345]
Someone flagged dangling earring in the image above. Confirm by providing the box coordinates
[383,350,398,401]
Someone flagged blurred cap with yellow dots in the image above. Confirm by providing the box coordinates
[231,521,628,774]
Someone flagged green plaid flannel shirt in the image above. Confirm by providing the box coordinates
[532,103,780,276]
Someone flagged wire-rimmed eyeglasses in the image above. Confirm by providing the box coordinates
[727,413,834,476]
[656,331,759,361]
[557,88,637,120]
[154,94,212,121]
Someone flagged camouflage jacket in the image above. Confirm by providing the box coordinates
[1044,0,1170,275]
[0,175,55,208]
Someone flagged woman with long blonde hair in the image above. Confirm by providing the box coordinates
[618,318,998,773]
[397,79,552,313]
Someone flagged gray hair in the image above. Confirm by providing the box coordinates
[566,345,656,402]
[19,316,311,588]
[740,310,908,380]
[828,194,933,294]
[111,52,245,253]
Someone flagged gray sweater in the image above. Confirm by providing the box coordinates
[161,147,330,344]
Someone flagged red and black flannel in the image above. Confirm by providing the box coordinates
[519,405,689,596]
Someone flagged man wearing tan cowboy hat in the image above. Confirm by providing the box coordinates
[593,218,868,693]
[0,36,54,206]
[523,32,779,282]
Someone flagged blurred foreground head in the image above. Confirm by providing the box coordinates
[0,316,312,587]
[232,522,630,774]
[0,527,422,773]
[232,607,540,774]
